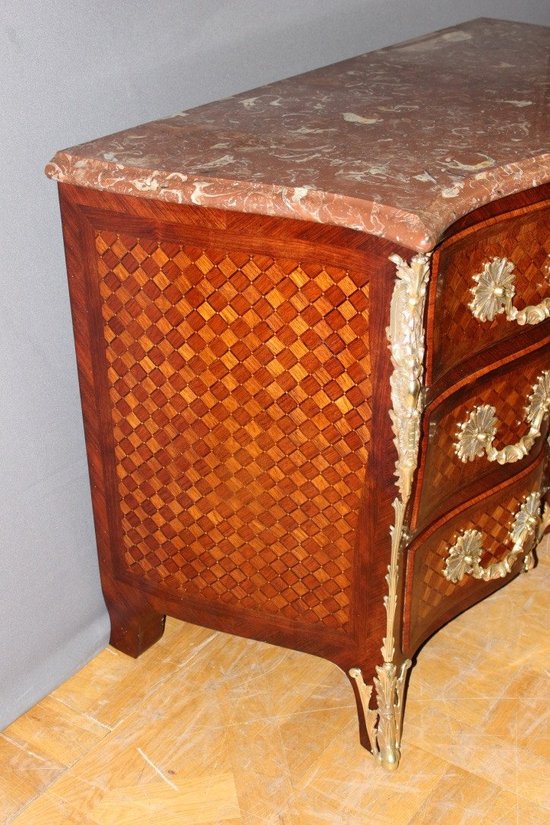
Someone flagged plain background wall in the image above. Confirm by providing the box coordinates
[1,0,549,730]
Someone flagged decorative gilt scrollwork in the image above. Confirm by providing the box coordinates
[349,252,430,771]
[469,255,550,325]
[386,254,431,502]
[443,491,542,583]
[455,371,550,465]
[537,498,550,543]
[526,494,550,573]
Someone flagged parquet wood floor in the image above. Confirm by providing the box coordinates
[2,538,548,824]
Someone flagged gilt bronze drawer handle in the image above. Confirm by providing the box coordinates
[469,255,550,324]
[455,371,550,465]
[443,491,542,583]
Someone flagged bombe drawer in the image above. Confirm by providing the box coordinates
[428,202,549,386]
[404,456,547,655]
[412,344,550,531]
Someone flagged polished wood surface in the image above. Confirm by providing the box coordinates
[58,183,406,681]
[57,176,549,762]
[405,459,545,653]
[412,345,549,532]
[2,539,549,824]
[405,194,550,653]
[428,198,550,388]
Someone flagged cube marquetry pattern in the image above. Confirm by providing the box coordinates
[95,231,372,630]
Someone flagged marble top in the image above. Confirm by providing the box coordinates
[46,18,549,252]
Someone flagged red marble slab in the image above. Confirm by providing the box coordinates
[46,18,550,252]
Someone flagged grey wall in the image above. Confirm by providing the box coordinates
[1,0,548,729]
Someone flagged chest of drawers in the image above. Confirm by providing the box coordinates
[46,18,549,770]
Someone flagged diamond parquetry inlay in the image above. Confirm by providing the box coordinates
[95,231,372,630]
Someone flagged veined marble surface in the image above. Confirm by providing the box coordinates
[46,18,550,252]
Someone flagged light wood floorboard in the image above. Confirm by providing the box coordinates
[2,538,548,824]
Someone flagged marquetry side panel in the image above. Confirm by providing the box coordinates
[94,230,372,630]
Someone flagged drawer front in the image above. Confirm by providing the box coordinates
[404,458,547,654]
[429,202,549,384]
[413,345,550,531]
